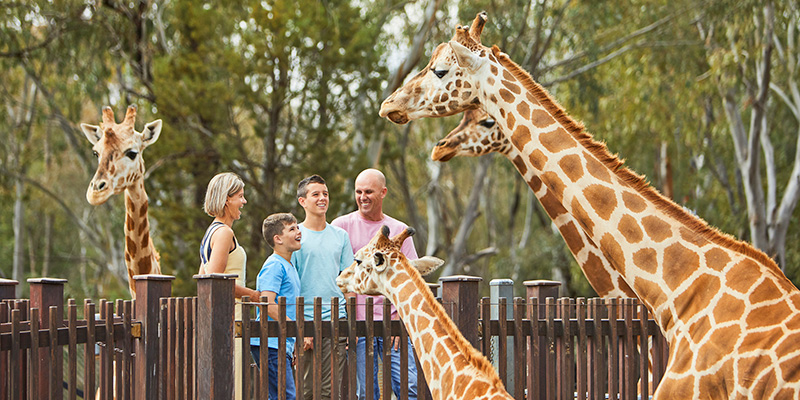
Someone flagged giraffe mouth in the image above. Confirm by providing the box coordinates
[431,140,457,162]
[385,111,409,125]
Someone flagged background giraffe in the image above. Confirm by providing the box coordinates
[379,14,800,399]
[337,226,513,400]
[80,105,162,298]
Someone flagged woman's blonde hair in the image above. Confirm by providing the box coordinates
[203,172,245,217]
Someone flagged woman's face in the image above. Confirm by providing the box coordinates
[226,188,246,220]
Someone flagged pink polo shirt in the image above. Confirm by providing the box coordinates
[331,211,418,321]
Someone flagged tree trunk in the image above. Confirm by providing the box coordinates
[13,178,24,297]
[425,158,442,257]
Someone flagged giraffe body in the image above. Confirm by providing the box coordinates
[379,16,800,399]
[337,227,513,400]
[81,105,162,298]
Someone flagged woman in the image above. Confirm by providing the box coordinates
[199,172,259,400]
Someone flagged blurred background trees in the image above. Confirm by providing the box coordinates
[1,0,798,299]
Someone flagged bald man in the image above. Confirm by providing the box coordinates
[332,168,419,400]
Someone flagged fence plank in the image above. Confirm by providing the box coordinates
[49,306,59,400]
[513,298,525,400]
[84,301,96,400]
[590,298,603,400]
[123,300,133,400]
[498,297,508,387]
[528,297,540,400]
[365,297,375,400]
[624,299,636,400]
[67,300,77,400]
[381,299,391,400]
[608,298,619,400]
[258,296,268,400]
[545,298,556,400]
[10,309,20,400]
[639,303,650,397]
[159,299,168,400]
[331,297,340,400]
[186,298,195,400]
[241,296,251,400]
[346,297,357,400]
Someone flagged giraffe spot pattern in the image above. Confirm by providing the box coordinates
[558,154,584,182]
[539,128,577,153]
[487,76,495,86]
[530,175,542,192]
[739,356,777,392]
[739,327,783,353]
[540,189,566,220]
[511,155,528,176]
[490,65,498,76]
[499,88,515,103]
[559,221,585,255]
[542,171,565,199]
[502,80,521,94]
[622,192,647,213]
[618,215,643,244]
[506,113,517,131]
[511,125,531,151]
[516,101,530,120]
[584,184,617,220]
[126,236,137,254]
[529,149,548,171]
[632,248,657,274]
[641,216,672,242]
[633,277,667,313]
[584,153,612,183]
[670,337,694,374]
[704,248,731,271]
[662,243,699,291]
[698,359,733,395]
[776,330,800,364]
[583,253,615,295]
[673,273,719,322]
[465,381,490,398]
[571,198,594,237]
[138,257,153,274]
[726,259,761,293]
[746,301,793,328]
[713,293,745,323]
[600,233,626,275]
[503,69,515,81]
[749,279,783,304]
[687,315,712,344]
[530,109,555,128]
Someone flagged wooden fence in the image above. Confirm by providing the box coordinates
[0,274,669,400]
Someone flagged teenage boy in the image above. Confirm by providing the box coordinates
[292,174,354,400]
[251,213,302,400]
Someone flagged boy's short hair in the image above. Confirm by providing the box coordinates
[262,213,297,248]
[296,174,326,199]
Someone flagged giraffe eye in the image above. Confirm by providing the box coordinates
[92,150,99,158]
[355,259,362,266]
[479,119,496,128]
[125,150,139,160]
[431,68,448,79]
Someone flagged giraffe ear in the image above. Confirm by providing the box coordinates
[411,256,444,276]
[141,120,162,147]
[81,123,102,145]
[449,41,484,72]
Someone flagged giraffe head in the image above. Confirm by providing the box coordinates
[379,12,490,124]
[80,105,162,205]
[337,225,444,296]
[431,108,512,161]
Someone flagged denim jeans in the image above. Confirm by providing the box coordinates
[251,346,297,400]
[356,337,417,400]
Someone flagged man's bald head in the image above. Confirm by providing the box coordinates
[354,168,388,221]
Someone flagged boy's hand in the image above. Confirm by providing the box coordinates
[303,337,314,351]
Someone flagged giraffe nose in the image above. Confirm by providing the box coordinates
[93,179,108,191]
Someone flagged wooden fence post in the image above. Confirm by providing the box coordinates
[134,274,175,400]
[0,279,18,301]
[439,275,482,348]
[195,273,236,400]
[0,279,19,398]
[29,278,66,400]
[524,280,560,400]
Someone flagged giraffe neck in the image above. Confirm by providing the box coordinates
[479,48,794,341]
[505,151,636,299]
[380,261,511,400]
[123,180,160,298]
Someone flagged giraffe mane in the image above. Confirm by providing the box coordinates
[394,252,506,391]
[489,45,784,277]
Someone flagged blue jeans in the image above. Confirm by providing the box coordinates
[251,346,296,400]
[356,337,417,400]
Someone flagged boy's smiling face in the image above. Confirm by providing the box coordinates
[276,222,302,251]
[299,182,329,218]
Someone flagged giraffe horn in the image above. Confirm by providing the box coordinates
[468,11,488,43]
[101,106,116,125]
[124,104,137,125]
[391,227,416,246]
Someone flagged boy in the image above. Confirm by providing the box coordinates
[292,175,354,400]
[251,213,302,400]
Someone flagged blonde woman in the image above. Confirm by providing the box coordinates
[200,172,259,400]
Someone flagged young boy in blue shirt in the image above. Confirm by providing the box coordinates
[251,213,302,400]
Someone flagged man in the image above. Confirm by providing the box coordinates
[292,174,353,400]
[252,213,303,400]
[332,168,419,400]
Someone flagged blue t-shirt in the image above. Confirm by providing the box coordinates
[291,223,354,320]
[251,253,300,354]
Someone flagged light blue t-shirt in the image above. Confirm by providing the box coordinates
[251,253,300,354]
[291,223,354,320]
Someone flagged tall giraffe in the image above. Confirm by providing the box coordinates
[80,105,162,298]
[337,226,513,400]
[379,15,800,399]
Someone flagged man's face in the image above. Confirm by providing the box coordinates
[299,182,329,217]
[354,175,386,217]
[278,222,302,251]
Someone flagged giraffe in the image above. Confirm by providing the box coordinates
[337,226,514,400]
[379,14,800,399]
[80,105,162,298]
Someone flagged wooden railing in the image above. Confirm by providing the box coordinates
[0,275,669,400]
